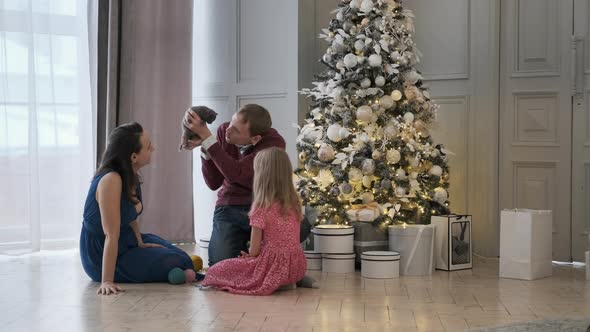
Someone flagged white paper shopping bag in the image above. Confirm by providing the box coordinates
[499,209,552,280]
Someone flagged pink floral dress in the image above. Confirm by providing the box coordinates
[201,203,307,295]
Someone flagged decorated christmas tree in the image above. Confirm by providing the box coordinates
[295,0,451,226]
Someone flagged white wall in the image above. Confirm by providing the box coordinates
[192,0,299,242]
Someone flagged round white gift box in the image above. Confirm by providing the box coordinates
[322,253,356,273]
[304,251,322,270]
[199,237,210,267]
[388,224,435,276]
[361,251,400,279]
[312,224,354,254]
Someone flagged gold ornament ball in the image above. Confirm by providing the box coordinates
[191,255,203,271]
[372,150,382,160]
[329,31,335,38]
[391,90,403,101]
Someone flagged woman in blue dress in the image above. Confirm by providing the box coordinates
[80,122,193,295]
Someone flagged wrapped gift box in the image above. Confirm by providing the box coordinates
[346,202,380,222]
[352,221,389,263]
[312,224,354,254]
[361,251,400,279]
[388,224,435,275]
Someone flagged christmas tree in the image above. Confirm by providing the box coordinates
[295,0,451,226]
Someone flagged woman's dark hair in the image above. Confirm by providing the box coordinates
[95,122,143,204]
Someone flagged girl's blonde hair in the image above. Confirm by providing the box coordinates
[250,147,302,221]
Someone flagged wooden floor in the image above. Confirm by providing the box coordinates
[0,245,588,332]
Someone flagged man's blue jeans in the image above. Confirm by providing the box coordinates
[208,205,251,266]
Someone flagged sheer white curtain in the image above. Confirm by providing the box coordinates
[0,0,94,253]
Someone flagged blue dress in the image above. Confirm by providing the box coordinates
[80,171,193,282]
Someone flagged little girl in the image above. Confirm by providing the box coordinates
[201,147,307,295]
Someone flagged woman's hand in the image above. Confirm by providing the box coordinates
[239,251,250,258]
[138,242,164,249]
[97,281,124,295]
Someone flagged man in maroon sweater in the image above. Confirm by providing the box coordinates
[183,104,286,266]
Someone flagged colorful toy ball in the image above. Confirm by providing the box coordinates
[184,269,196,283]
[190,255,203,271]
[167,267,186,285]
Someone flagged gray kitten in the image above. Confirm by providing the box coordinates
[179,106,218,151]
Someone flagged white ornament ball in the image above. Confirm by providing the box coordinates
[395,187,407,197]
[429,165,443,177]
[368,54,382,67]
[386,149,401,164]
[379,95,395,109]
[361,159,375,175]
[343,53,358,68]
[371,103,380,111]
[375,75,385,87]
[396,168,407,179]
[322,53,332,63]
[356,105,373,122]
[361,78,371,89]
[339,127,350,139]
[384,124,397,138]
[318,144,335,162]
[350,0,361,9]
[403,112,415,124]
[327,124,343,142]
[354,40,365,51]
[433,187,448,204]
[391,89,403,101]
[348,167,363,182]
[360,191,374,204]
[360,0,374,13]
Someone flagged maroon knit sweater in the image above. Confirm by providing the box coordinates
[201,122,286,206]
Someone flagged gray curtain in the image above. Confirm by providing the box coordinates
[96,0,195,243]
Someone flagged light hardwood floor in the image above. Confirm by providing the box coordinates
[0,245,588,332]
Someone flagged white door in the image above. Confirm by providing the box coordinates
[500,0,573,261]
[572,0,590,262]
[406,0,500,256]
